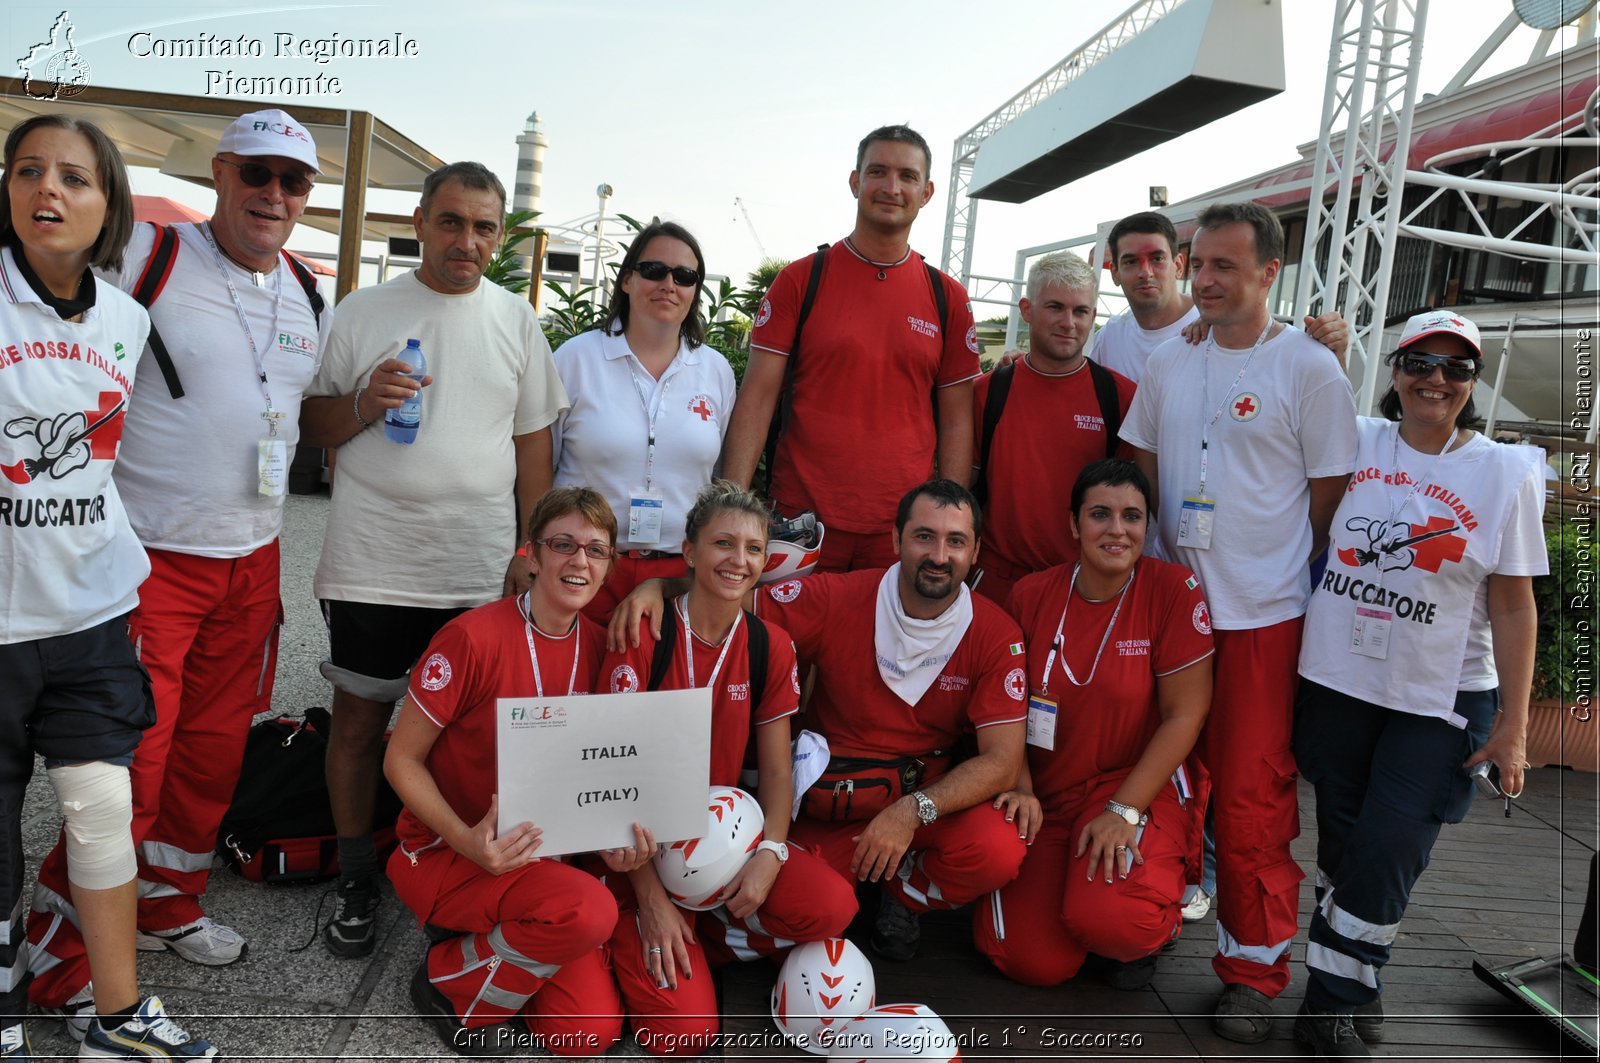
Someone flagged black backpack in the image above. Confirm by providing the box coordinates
[971,358,1124,507]
[647,609,769,715]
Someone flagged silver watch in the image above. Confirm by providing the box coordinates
[1105,799,1147,827]
[911,790,939,826]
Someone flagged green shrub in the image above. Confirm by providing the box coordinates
[1533,520,1594,702]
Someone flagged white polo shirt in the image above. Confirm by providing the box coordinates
[551,327,736,553]
[1090,305,1198,384]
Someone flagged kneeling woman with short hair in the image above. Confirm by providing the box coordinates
[974,459,1213,989]
[385,488,654,1057]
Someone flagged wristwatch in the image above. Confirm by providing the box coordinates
[1105,800,1148,827]
[911,791,939,826]
[756,840,789,864]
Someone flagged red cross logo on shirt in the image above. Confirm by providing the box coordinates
[1231,393,1261,421]
[1407,515,1468,572]
[689,397,714,421]
[81,392,125,459]
[423,660,445,684]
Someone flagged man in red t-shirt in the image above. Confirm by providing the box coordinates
[721,125,981,572]
[756,481,1027,961]
[971,251,1135,604]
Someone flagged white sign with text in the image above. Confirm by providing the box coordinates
[494,689,712,858]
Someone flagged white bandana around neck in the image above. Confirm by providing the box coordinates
[874,563,974,706]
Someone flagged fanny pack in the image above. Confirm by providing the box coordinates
[801,752,946,823]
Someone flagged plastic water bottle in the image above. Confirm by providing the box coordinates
[384,338,426,445]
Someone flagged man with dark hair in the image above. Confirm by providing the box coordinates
[1121,202,1358,1042]
[25,108,332,1037]
[722,125,981,572]
[298,160,567,958]
[619,479,1027,962]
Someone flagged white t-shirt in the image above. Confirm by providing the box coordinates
[0,248,151,642]
[1121,325,1358,629]
[551,327,736,553]
[1299,420,1548,724]
[108,222,330,557]
[1090,305,1199,384]
[310,271,568,608]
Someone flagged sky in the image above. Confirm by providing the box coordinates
[2,0,1589,305]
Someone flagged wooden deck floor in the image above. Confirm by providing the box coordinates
[718,769,1598,1061]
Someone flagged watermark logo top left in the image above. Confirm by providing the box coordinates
[18,10,92,100]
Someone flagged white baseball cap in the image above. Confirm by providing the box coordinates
[215,109,320,173]
[1397,310,1482,358]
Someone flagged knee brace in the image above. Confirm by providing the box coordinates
[47,761,136,890]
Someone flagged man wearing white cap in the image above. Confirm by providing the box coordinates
[26,109,331,1029]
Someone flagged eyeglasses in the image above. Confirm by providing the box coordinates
[1398,353,1479,383]
[634,260,700,287]
[535,536,615,560]
[217,158,314,197]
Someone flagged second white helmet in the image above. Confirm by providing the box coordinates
[771,938,877,1054]
[654,786,764,911]
[826,1003,962,1061]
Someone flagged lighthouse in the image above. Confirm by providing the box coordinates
[513,112,547,275]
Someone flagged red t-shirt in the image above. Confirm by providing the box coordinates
[1005,556,1213,810]
[400,596,605,848]
[753,245,980,533]
[599,601,800,787]
[759,570,1027,761]
[972,358,1136,575]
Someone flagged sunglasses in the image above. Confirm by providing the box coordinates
[634,260,700,287]
[536,536,615,560]
[217,158,314,197]
[1398,353,1479,383]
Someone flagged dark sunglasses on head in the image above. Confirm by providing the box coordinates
[1398,352,1479,383]
[217,158,313,197]
[634,260,700,287]
[536,536,615,560]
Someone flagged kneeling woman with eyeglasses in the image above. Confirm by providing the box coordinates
[1292,311,1547,1057]
[973,459,1213,990]
[384,488,656,1057]
[551,221,738,623]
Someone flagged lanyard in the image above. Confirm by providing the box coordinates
[627,360,674,493]
[201,223,284,436]
[520,593,580,697]
[1039,564,1134,694]
[676,595,739,691]
[1197,317,1274,493]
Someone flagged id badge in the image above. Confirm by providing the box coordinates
[257,438,287,497]
[1350,606,1393,660]
[1026,693,1058,750]
[1176,495,1216,550]
[628,488,664,544]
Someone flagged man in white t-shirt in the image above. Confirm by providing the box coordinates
[25,109,332,1025]
[299,161,567,959]
[1120,202,1358,1043]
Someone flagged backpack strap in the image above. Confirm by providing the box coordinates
[1088,360,1123,459]
[646,611,679,693]
[744,610,768,718]
[130,223,186,400]
[280,249,326,327]
[761,244,830,495]
[924,260,950,334]
[971,362,1015,508]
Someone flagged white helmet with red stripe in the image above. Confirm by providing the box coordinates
[654,786,764,911]
[826,1003,962,1061]
[761,511,825,584]
[771,938,876,1054]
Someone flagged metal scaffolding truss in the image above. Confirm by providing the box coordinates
[939,0,1182,284]
[1291,0,1430,413]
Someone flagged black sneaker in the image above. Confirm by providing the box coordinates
[870,893,921,962]
[1293,1001,1371,1059]
[1353,998,1384,1043]
[0,1019,31,1059]
[323,875,380,958]
[408,960,522,1057]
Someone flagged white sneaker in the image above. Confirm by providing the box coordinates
[1181,886,1213,922]
[136,917,246,966]
[44,982,95,1042]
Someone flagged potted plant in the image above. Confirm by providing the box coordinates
[1528,521,1598,771]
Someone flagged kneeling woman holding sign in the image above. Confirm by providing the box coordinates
[384,488,655,1057]
[598,481,857,1056]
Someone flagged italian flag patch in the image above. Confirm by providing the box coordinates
[1009,642,1024,655]
[1185,576,1198,590]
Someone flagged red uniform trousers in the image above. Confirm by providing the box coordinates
[581,554,687,626]
[388,845,617,1030]
[812,525,898,574]
[1202,619,1305,997]
[789,803,1027,912]
[26,543,282,1007]
[576,845,855,1057]
[973,779,1193,986]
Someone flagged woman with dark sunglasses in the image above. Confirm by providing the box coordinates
[550,221,736,623]
[1291,310,1547,1058]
